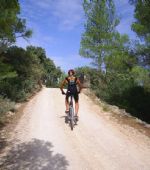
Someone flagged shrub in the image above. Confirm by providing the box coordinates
[0,95,15,118]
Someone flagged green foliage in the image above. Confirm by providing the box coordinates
[130,0,150,66]
[79,0,150,123]
[131,66,150,88]
[80,0,120,69]
[76,66,150,123]
[123,86,150,122]
[0,59,17,80]
[131,0,150,39]
[75,66,92,75]
[0,0,32,53]
[0,0,63,123]
[45,65,62,87]
[0,46,62,101]
[0,95,15,115]
[0,78,26,101]
[25,46,62,87]
[136,43,150,66]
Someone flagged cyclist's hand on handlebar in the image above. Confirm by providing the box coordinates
[62,91,66,95]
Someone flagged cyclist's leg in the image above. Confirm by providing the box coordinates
[75,102,79,115]
[65,93,69,112]
[74,93,79,116]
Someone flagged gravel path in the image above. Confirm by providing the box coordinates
[0,88,150,170]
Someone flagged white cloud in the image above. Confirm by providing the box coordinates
[27,0,83,30]
[35,0,52,9]
[52,0,83,30]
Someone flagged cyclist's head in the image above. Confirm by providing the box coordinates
[68,69,75,76]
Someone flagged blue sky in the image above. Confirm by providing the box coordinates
[17,0,136,72]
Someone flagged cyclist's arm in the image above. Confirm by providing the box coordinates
[60,79,67,92]
[76,78,82,92]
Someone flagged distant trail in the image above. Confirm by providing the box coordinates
[0,88,150,170]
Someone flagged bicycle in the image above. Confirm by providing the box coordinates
[64,94,77,130]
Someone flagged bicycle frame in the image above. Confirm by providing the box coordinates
[69,95,73,107]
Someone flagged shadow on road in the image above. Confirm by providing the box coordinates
[0,138,7,151]
[60,115,68,124]
[0,139,69,170]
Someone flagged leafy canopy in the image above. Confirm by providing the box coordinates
[0,0,32,53]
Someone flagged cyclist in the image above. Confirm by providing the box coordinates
[60,69,82,121]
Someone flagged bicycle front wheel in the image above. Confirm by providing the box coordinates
[69,107,74,130]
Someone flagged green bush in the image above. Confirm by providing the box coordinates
[76,66,150,123]
[15,90,27,102]
[123,86,150,123]
[0,77,40,102]
[0,96,15,116]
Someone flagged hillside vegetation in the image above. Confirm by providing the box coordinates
[76,0,150,123]
[0,0,62,123]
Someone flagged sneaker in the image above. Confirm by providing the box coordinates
[65,110,69,114]
[74,115,79,122]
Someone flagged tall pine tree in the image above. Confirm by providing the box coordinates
[80,0,135,74]
[80,0,120,70]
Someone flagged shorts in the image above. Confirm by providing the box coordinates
[66,92,79,103]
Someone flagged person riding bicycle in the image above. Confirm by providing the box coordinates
[60,69,82,121]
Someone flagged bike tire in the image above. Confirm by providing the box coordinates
[69,107,74,130]
[65,116,68,124]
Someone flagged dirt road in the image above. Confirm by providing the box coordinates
[0,88,150,170]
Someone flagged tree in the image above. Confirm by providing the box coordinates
[26,46,62,86]
[80,0,120,70]
[0,45,63,101]
[80,0,137,81]
[0,0,32,53]
[79,0,150,123]
[129,0,150,66]
[0,58,17,80]
[130,0,150,39]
